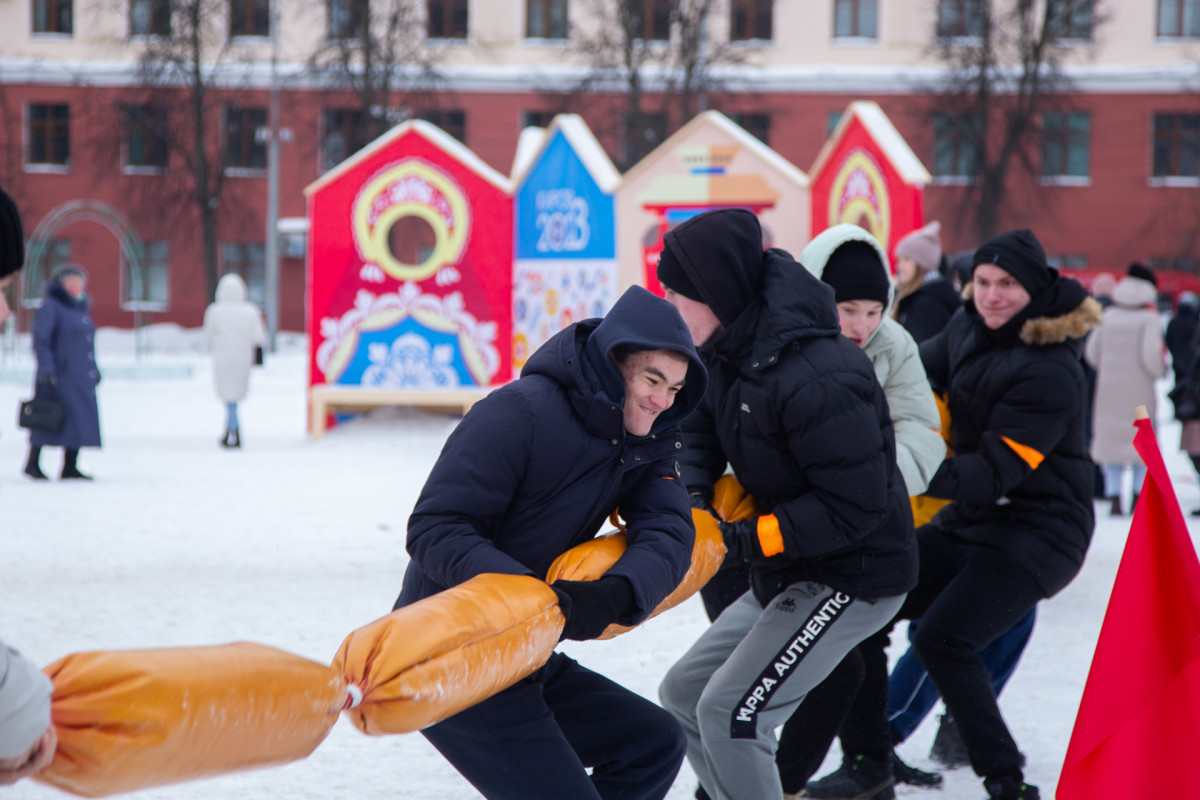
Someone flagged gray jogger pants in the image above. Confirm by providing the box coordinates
[659,583,905,800]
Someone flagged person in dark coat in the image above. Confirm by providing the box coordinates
[654,208,917,800]
[394,285,707,800]
[25,264,101,481]
[806,229,1101,800]
[892,221,961,344]
[1166,291,1199,389]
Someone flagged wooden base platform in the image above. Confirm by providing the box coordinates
[309,385,489,439]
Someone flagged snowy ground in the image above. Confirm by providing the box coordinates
[0,326,1193,800]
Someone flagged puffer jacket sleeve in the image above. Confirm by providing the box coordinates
[405,389,538,586]
[919,323,952,392]
[878,324,945,496]
[925,357,1078,503]
[1139,315,1167,381]
[770,376,892,558]
[32,299,59,381]
[678,396,727,499]
[604,458,695,624]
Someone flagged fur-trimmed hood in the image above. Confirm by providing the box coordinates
[962,281,1103,346]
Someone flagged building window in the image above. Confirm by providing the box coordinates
[937,0,984,38]
[624,110,668,163]
[428,0,468,39]
[522,110,556,129]
[130,0,170,36]
[32,0,72,34]
[932,113,981,178]
[1150,256,1200,273]
[122,105,169,170]
[420,109,466,144]
[527,0,568,39]
[834,0,877,38]
[827,110,844,137]
[1152,113,1200,178]
[224,106,267,170]
[728,112,771,146]
[329,0,367,39]
[222,243,265,305]
[1048,0,1093,40]
[322,108,370,170]
[1046,254,1088,269]
[124,240,170,308]
[230,0,269,38]
[630,0,671,41]
[27,103,70,166]
[23,238,70,306]
[1042,111,1090,178]
[730,0,771,41]
[1158,0,1200,37]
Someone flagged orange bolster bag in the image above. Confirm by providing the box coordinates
[36,642,349,798]
[333,573,565,736]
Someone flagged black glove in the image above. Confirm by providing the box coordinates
[719,517,762,563]
[552,575,636,642]
[688,491,717,517]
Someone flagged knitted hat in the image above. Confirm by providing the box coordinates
[972,229,1053,296]
[0,187,24,280]
[822,240,890,304]
[655,246,703,303]
[895,221,943,273]
[658,208,765,327]
[52,263,87,284]
[1127,262,1157,288]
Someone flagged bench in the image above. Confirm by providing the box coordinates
[309,385,490,439]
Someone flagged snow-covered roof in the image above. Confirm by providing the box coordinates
[305,118,513,197]
[510,113,621,193]
[810,100,931,186]
[510,126,548,180]
[618,110,810,191]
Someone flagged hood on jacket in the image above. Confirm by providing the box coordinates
[0,644,52,760]
[1111,274,1158,310]
[661,208,765,327]
[798,223,894,348]
[215,273,249,304]
[522,286,707,438]
[962,278,1102,347]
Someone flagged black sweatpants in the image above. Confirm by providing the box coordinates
[422,652,685,799]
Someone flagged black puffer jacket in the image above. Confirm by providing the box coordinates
[677,246,917,603]
[920,279,1103,596]
[894,275,962,345]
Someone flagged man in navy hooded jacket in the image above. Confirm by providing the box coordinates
[394,286,708,800]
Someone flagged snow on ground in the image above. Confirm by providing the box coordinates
[1,326,1195,799]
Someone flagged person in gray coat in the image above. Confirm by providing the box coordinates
[24,265,102,481]
[0,639,56,786]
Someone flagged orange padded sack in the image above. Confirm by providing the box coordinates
[36,642,348,798]
[333,573,564,736]
[545,505,728,639]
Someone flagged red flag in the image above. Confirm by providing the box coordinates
[1057,417,1200,799]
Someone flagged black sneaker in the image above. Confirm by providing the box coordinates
[929,714,970,769]
[983,776,1040,800]
[805,754,895,800]
[892,750,943,788]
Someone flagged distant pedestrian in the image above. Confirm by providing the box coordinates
[1165,291,1199,387]
[25,264,101,481]
[892,221,961,344]
[203,274,266,449]
[1085,263,1166,516]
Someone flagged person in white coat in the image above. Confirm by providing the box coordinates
[203,274,266,449]
[1085,263,1166,515]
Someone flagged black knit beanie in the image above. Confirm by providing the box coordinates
[658,208,765,327]
[656,245,703,303]
[822,241,890,304]
[972,229,1053,296]
[1127,262,1157,287]
[0,187,24,280]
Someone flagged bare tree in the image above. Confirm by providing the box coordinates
[568,0,745,169]
[928,0,1104,242]
[306,0,439,143]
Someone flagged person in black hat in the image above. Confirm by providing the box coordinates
[807,228,1101,800]
[655,208,917,800]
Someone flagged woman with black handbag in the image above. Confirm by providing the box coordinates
[24,265,101,481]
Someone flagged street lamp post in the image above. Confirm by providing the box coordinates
[264,0,281,351]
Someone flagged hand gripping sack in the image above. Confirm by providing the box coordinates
[36,642,349,798]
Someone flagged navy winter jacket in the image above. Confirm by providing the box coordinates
[30,282,101,449]
[395,287,708,627]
